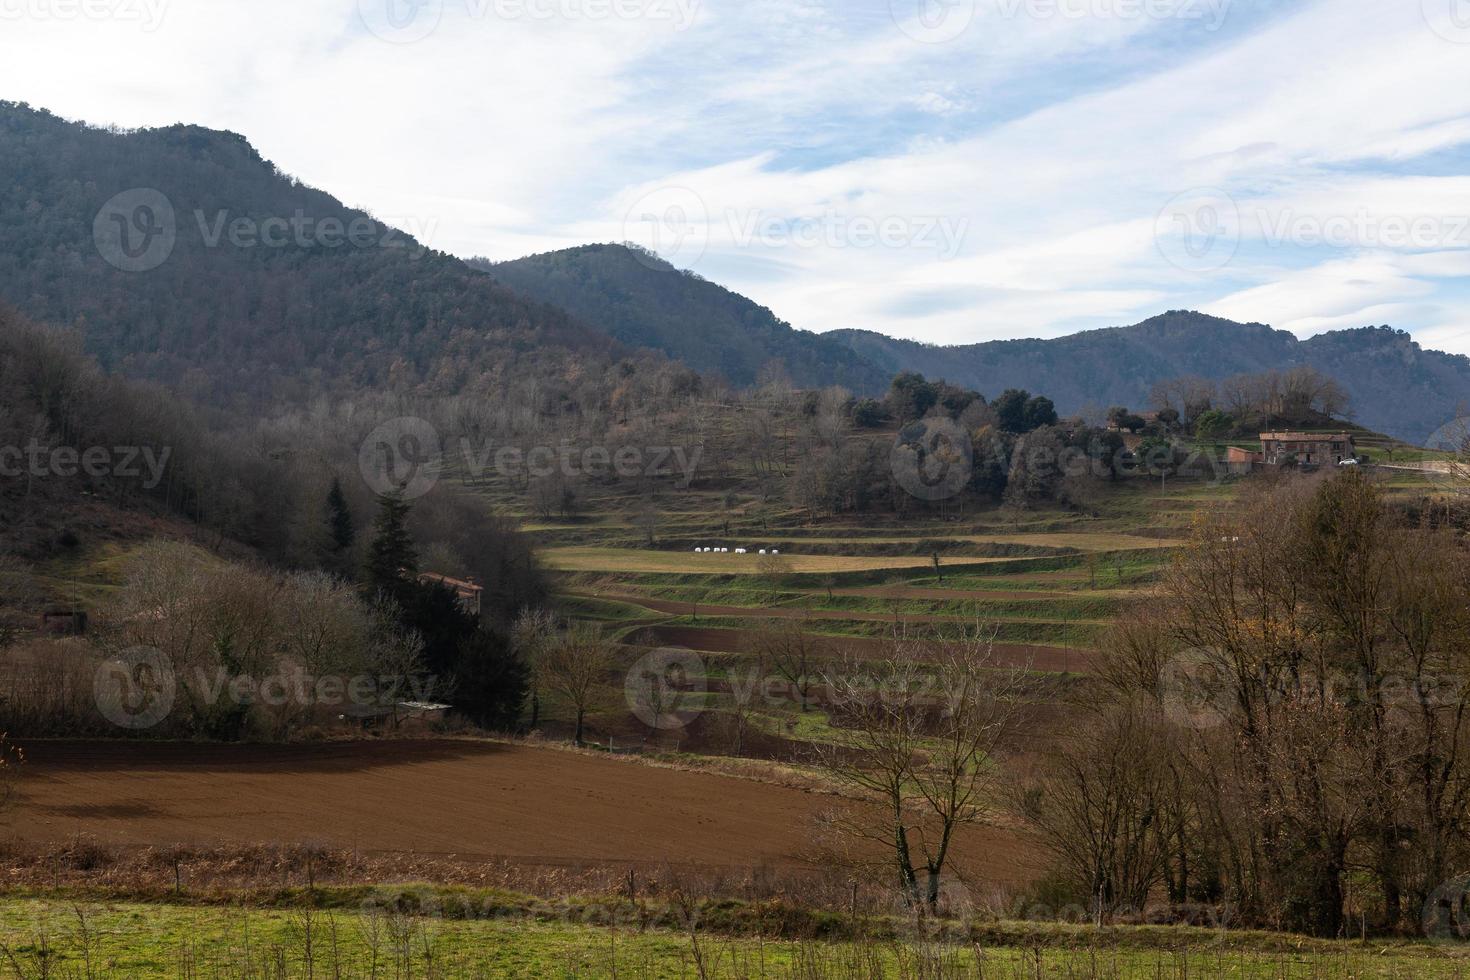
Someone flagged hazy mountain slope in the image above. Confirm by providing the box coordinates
[830,311,1470,442]
[0,102,614,409]
[476,244,889,392]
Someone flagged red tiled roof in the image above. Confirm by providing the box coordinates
[418,573,483,594]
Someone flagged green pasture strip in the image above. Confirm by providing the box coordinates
[573,587,1127,622]
[1,895,1467,978]
[548,549,1172,589]
[619,621,1097,655]
[675,615,1102,647]
[557,595,662,622]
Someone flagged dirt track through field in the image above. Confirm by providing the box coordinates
[5,740,1040,884]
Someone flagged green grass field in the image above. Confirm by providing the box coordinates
[4,897,1470,978]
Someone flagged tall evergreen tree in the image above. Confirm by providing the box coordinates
[364,490,418,597]
[325,477,355,554]
[450,630,530,731]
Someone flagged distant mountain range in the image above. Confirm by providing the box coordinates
[478,245,1470,440]
[829,312,1470,443]
[474,245,888,392]
[2,100,1468,441]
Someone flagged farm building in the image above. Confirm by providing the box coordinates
[1226,445,1263,475]
[38,607,87,636]
[417,573,483,617]
[1224,433,1357,473]
[1259,432,1356,466]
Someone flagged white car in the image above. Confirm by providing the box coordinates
[1338,458,1360,466]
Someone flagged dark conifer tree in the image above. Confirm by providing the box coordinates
[325,477,355,554]
[364,490,417,598]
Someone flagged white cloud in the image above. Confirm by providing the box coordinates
[1207,253,1444,337]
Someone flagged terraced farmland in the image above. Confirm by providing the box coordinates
[482,464,1249,757]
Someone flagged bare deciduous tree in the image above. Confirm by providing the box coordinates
[747,618,822,714]
[0,734,22,814]
[1014,702,1174,916]
[540,622,615,746]
[814,630,1025,913]
[510,607,557,732]
[725,643,770,757]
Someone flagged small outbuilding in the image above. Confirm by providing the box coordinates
[38,607,88,636]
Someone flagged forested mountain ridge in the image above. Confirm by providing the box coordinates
[475,244,889,392]
[0,101,616,411]
[830,311,1470,442]
[4,101,1467,442]
[474,242,1469,441]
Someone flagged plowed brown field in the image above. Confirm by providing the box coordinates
[4,740,1040,885]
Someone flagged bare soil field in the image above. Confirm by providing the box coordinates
[3,739,1040,885]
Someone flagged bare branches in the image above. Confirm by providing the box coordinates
[539,622,615,747]
[811,628,1026,913]
[745,619,823,713]
[1064,471,1470,936]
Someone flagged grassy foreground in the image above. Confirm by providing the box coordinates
[4,897,1470,978]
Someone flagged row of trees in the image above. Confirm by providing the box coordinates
[1146,367,1351,434]
[789,414,1126,518]
[1020,471,1470,936]
[107,541,427,739]
[878,373,1058,435]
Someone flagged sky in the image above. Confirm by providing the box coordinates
[3,0,1470,351]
